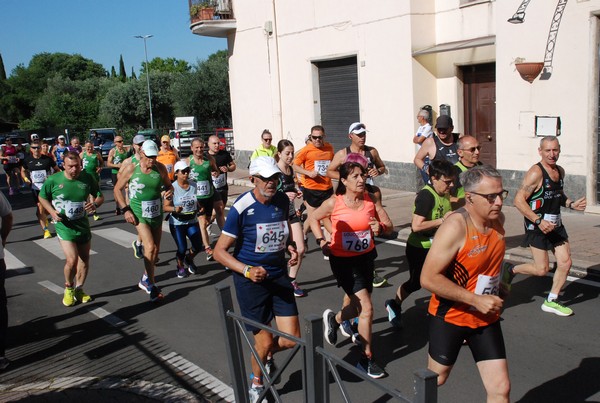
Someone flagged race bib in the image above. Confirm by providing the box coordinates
[213,173,226,188]
[7,156,17,164]
[255,221,288,253]
[342,230,372,252]
[196,180,210,197]
[178,195,197,213]
[165,164,173,174]
[314,160,330,176]
[141,199,161,218]
[474,274,500,296]
[543,213,562,226]
[31,170,47,185]
[65,201,85,220]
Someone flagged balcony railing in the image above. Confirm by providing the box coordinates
[189,0,236,38]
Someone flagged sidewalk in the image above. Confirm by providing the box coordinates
[228,168,600,281]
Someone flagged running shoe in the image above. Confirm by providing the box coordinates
[500,261,516,296]
[132,240,144,259]
[149,285,164,302]
[74,287,92,303]
[340,320,354,338]
[385,299,403,329]
[248,385,265,403]
[8,188,14,196]
[357,356,386,379]
[176,266,187,279]
[43,229,53,239]
[185,254,198,275]
[373,272,387,288]
[323,309,339,346]
[138,275,152,294]
[541,299,573,316]
[0,357,10,371]
[63,287,75,307]
[93,214,101,221]
[291,280,305,297]
[323,255,329,261]
[205,246,214,261]
[265,357,280,384]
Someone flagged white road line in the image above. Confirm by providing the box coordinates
[4,250,27,270]
[161,352,234,402]
[93,228,137,248]
[33,237,97,259]
[38,280,127,327]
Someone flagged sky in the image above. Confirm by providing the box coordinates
[0,0,228,76]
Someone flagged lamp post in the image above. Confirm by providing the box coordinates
[134,34,154,129]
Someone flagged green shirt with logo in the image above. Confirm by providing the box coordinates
[128,164,164,227]
[189,157,214,199]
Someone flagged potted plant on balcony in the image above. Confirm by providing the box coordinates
[190,1,215,23]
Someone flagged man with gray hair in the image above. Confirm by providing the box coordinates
[421,164,510,401]
[413,109,434,184]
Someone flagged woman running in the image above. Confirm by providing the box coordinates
[275,140,306,297]
[164,161,202,278]
[310,156,393,379]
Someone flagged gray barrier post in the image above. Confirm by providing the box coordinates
[413,368,438,403]
[303,314,324,403]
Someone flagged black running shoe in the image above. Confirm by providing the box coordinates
[323,309,339,346]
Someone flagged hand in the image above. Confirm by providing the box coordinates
[572,197,586,211]
[538,219,556,234]
[50,211,62,223]
[124,210,138,225]
[296,190,303,199]
[473,294,503,315]
[175,206,183,213]
[321,241,331,257]
[287,245,299,266]
[285,192,297,202]
[367,166,379,178]
[368,216,380,236]
[219,166,228,173]
[84,201,96,214]
[249,266,268,283]
[163,188,174,200]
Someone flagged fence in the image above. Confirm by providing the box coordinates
[215,285,438,403]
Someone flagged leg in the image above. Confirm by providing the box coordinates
[351,289,374,357]
[213,199,226,230]
[251,329,273,382]
[198,213,211,249]
[288,222,305,279]
[74,241,91,287]
[476,359,510,403]
[428,354,453,386]
[513,246,550,277]
[550,242,572,296]
[59,239,81,285]
[136,223,162,283]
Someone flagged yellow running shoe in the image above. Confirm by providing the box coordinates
[93,214,101,221]
[74,287,92,303]
[63,287,75,307]
[43,229,53,239]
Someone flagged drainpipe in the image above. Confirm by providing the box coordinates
[271,0,285,140]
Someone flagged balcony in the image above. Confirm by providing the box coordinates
[189,0,236,38]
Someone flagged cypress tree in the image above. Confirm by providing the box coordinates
[131,66,137,80]
[0,53,6,80]
[111,66,117,78]
[119,55,127,82]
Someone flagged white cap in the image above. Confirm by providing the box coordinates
[133,134,146,145]
[249,156,280,178]
[349,122,367,135]
[141,140,159,157]
[58,135,66,140]
[31,133,39,140]
[174,160,189,172]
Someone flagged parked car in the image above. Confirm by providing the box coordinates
[169,129,198,157]
[137,129,161,148]
[89,128,117,160]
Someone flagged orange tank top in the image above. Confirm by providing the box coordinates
[428,211,505,328]
[157,149,178,181]
[330,193,376,257]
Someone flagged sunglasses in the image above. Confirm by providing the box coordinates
[179,169,190,174]
[352,132,366,137]
[311,135,324,140]
[254,175,280,183]
[437,128,450,134]
[115,140,123,143]
[30,146,40,150]
[470,190,509,203]
[263,138,273,142]
[162,141,169,144]
[463,146,481,152]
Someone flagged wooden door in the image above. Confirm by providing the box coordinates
[462,63,497,167]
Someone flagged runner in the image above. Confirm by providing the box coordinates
[164,160,202,278]
[0,138,21,196]
[157,135,179,182]
[276,140,306,297]
[207,134,236,231]
[51,135,69,170]
[37,151,104,307]
[311,159,393,379]
[80,140,104,221]
[106,135,131,215]
[384,160,455,329]
[420,165,510,401]
[185,138,219,261]
[67,136,82,154]
[114,140,173,302]
[213,156,300,402]
[21,141,60,239]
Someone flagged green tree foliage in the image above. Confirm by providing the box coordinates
[143,57,191,74]
[119,55,127,83]
[110,66,117,78]
[131,67,137,80]
[0,54,6,81]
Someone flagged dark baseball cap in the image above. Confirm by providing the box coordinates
[436,115,453,129]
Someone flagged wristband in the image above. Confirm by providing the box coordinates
[315,237,325,246]
[243,265,253,278]
[93,202,99,209]
[121,205,132,214]
[568,201,574,210]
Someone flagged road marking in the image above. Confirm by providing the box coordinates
[93,228,137,248]
[38,280,127,327]
[33,237,97,259]
[4,250,26,270]
[161,352,234,402]
[375,237,406,247]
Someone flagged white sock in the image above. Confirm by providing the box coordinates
[547,293,558,302]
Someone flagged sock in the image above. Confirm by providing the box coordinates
[547,293,558,302]
[136,241,142,246]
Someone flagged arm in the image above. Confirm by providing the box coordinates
[207,155,220,177]
[368,148,387,177]
[97,152,104,171]
[106,148,119,169]
[414,138,434,170]
[513,165,556,234]
[213,234,269,282]
[307,197,336,251]
[20,165,31,184]
[420,214,503,315]
[558,167,587,211]
[370,192,393,236]
[114,163,136,225]
[326,150,345,180]
[226,158,237,173]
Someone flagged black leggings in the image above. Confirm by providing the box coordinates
[402,244,429,294]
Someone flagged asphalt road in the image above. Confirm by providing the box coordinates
[1,178,599,402]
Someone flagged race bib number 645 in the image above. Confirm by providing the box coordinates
[255,221,289,253]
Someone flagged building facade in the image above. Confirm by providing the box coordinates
[191,0,600,212]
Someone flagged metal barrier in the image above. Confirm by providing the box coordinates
[216,285,438,403]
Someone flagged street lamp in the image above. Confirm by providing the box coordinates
[134,34,154,129]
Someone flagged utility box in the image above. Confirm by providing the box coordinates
[174,117,197,131]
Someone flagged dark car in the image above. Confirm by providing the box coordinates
[89,128,117,160]
[137,129,161,148]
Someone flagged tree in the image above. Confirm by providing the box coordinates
[0,54,6,81]
[131,67,137,80]
[119,55,127,82]
[110,66,117,78]
[143,57,191,74]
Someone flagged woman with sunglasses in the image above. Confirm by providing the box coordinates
[384,159,456,329]
[275,139,306,297]
[311,157,393,379]
[164,161,202,278]
[249,129,277,161]
[157,135,179,182]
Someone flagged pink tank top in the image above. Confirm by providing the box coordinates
[330,193,376,257]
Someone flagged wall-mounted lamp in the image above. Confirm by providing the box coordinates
[264,21,273,36]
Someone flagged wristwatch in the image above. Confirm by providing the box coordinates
[534,217,542,226]
[315,238,325,246]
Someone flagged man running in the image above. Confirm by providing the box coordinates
[51,135,69,170]
[38,152,104,307]
[21,141,60,239]
[157,135,179,182]
[207,134,236,231]
[421,165,510,402]
[508,136,586,316]
[114,140,172,302]
[414,115,459,182]
[451,135,483,209]
[107,135,130,214]
[80,140,104,221]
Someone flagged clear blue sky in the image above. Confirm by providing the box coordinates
[0,0,227,76]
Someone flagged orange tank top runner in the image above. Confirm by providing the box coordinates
[157,149,178,181]
[428,211,506,328]
[329,193,377,258]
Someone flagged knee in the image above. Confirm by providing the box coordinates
[532,263,549,277]
[278,337,296,350]
[359,303,374,320]
[489,377,511,400]
[144,242,157,257]
[556,257,572,272]
[296,242,306,256]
